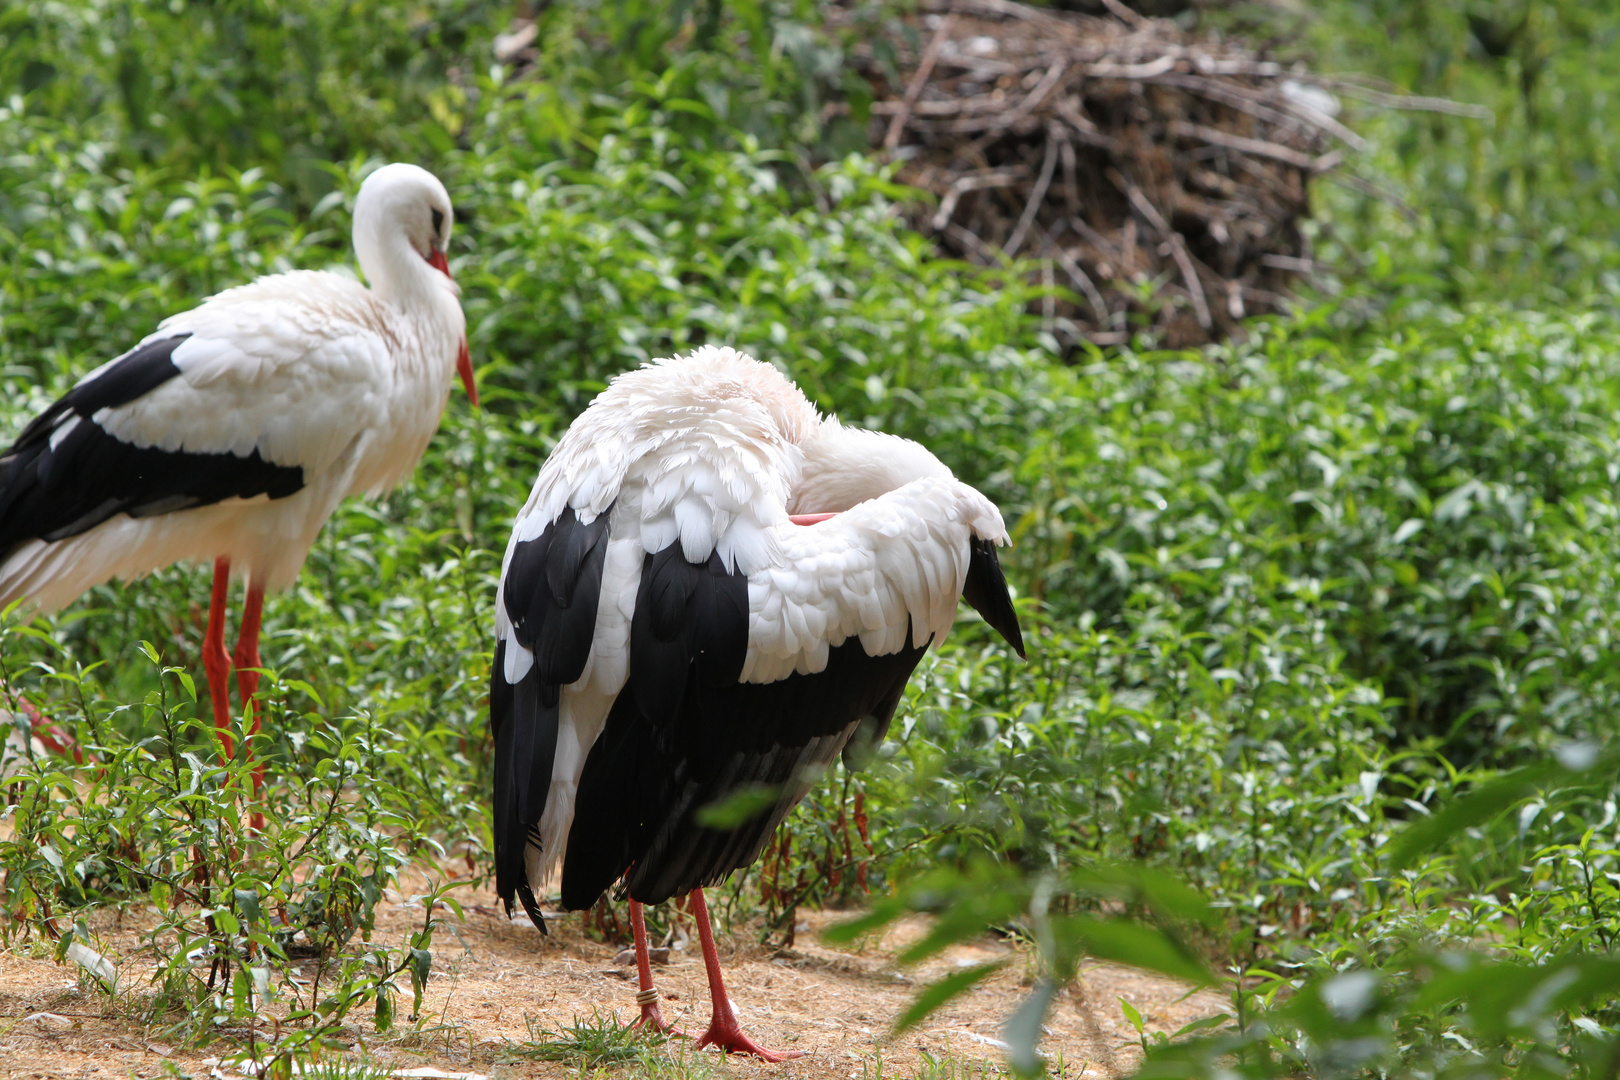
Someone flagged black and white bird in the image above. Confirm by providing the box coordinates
[0,162,475,814]
[491,345,1023,1059]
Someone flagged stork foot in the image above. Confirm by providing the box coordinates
[694,1013,804,1061]
[629,994,685,1038]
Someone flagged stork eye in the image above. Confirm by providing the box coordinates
[430,208,445,238]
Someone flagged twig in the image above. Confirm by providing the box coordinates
[885,14,956,151]
[938,0,1074,34]
[1005,132,1060,257]
[932,167,1028,231]
[1044,227,1110,320]
[1169,120,1322,172]
[1278,95,1369,151]
[1109,169,1211,329]
[945,223,1006,265]
[1309,77,1494,121]
[1327,170,1420,222]
[1084,55,1178,79]
[1097,0,1147,28]
[1261,254,1314,273]
[1169,236,1212,329]
[1148,73,1340,143]
[1192,56,1283,78]
[1068,214,1123,261]
[952,56,1068,133]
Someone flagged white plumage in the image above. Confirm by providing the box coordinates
[491,345,1022,1059]
[0,162,475,815]
[0,164,472,611]
[497,347,1008,868]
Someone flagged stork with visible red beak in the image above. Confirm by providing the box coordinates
[0,163,476,818]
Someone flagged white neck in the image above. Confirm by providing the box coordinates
[354,223,448,308]
[789,418,953,515]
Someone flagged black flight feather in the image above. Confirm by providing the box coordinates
[490,507,614,934]
[0,334,305,559]
[561,532,934,910]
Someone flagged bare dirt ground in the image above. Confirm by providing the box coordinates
[0,874,1226,1080]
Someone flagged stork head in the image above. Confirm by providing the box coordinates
[352,163,477,405]
[354,162,457,278]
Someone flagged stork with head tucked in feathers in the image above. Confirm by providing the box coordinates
[491,346,1024,1060]
[0,163,476,817]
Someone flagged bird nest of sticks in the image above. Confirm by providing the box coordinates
[854,0,1358,350]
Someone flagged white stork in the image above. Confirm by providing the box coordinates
[491,345,1024,1059]
[0,162,474,816]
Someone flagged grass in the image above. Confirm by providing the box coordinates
[504,1010,676,1069]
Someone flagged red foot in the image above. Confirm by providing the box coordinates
[695,1009,804,1061]
[630,997,685,1037]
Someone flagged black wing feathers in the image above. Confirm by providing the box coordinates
[629,547,748,729]
[561,540,930,909]
[504,508,610,688]
[489,638,551,931]
[962,535,1025,658]
[491,508,612,930]
[0,334,305,558]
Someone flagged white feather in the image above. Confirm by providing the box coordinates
[496,347,1011,899]
[0,163,468,607]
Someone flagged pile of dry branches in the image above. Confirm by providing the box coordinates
[858,0,1360,348]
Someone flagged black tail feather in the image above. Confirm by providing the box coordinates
[490,638,555,935]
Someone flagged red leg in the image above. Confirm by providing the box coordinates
[629,899,683,1035]
[690,887,804,1061]
[202,558,234,759]
[231,583,266,832]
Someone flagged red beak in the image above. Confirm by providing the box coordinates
[457,338,478,408]
[788,513,838,526]
[427,250,477,408]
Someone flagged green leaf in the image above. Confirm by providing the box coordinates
[234,889,262,926]
[694,783,781,828]
[1387,746,1620,870]
[893,962,1007,1034]
[1119,995,1146,1036]
[1059,915,1211,985]
[822,899,906,944]
[1005,980,1057,1077]
[375,984,395,1033]
[897,891,1027,964]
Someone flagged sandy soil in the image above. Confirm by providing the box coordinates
[0,876,1226,1080]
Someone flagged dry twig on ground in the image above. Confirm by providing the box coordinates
[856,0,1356,348]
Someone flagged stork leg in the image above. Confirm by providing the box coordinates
[628,899,682,1035]
[202,558,235,759]
[231,583,267,832]
[689,887,804,1061]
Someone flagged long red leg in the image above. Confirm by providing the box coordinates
[690,887,804,1061]
[202,559,234,759]
[629,899,683,1035]
[231,583,266,832]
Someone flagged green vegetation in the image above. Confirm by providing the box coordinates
[6,0,1620,1076]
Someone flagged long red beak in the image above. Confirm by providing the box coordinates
[427,250,478,408]
[788,513,838,526]
[457,339,478,407]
